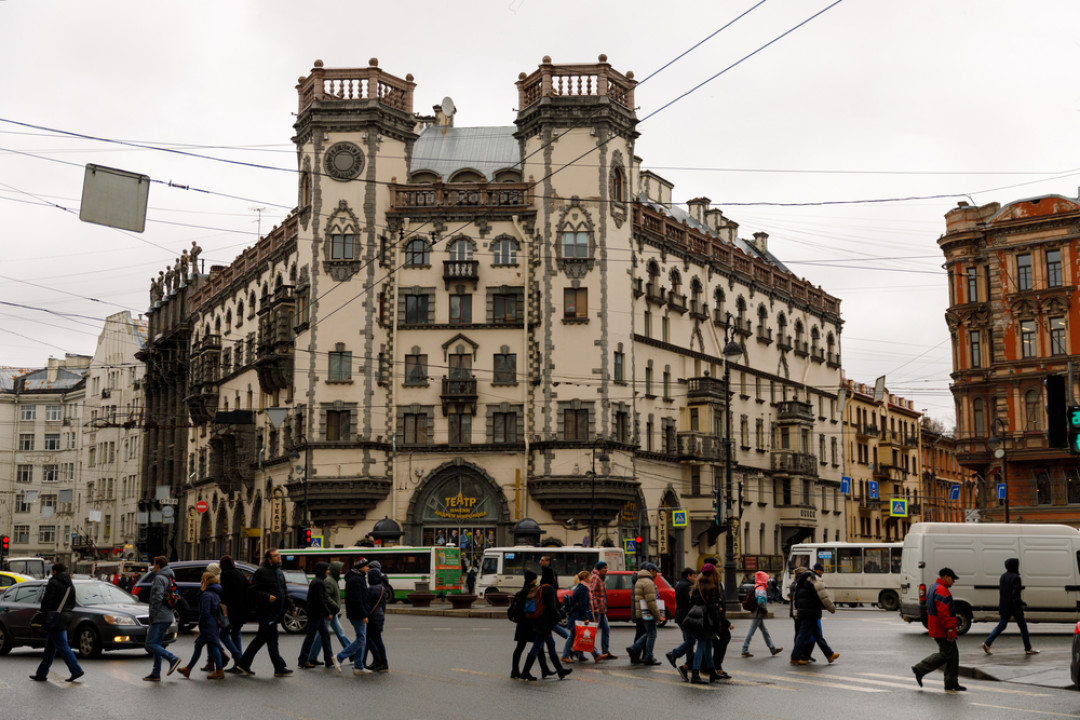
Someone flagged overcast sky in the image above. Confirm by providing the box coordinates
[3,0,1079,428]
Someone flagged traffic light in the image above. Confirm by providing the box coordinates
[0,534,9,560]
[1068,406,1080,454]
[304,527,312,546]
[713,489,723,526]
[1046,375,1067,449]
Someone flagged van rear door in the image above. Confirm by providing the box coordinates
[1020,537,1080,621]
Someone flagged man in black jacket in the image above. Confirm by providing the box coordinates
[336,557,370,675]
[981,558,1038,655]
[235,549,295,677]
[665,567,697,680]
[29,563,84,682]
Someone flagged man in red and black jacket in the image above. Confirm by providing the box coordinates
[912,567,965,692]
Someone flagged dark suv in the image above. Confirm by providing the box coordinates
[133,560,309,634]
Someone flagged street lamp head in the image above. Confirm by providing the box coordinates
[722,339,742,360]
[987,434,1000,450]
[598,449,610,463]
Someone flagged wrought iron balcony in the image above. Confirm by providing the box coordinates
[686,375,728,404]
[776,401,814,423]
[771,450,819,478]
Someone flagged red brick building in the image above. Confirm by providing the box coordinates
[940,194,1080,525]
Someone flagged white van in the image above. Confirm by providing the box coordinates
[899,522,1080,635]
[475,546,626,597]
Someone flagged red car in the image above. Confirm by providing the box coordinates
[557,570,675,626]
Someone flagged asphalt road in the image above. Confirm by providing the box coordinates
[1,608,1078,720]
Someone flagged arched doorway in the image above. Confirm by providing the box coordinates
[214,504,228,559]
[406,460,511,567]
[231,503,245,560]
[198,511,212,558]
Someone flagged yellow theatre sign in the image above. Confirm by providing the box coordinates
[435,492,487,519]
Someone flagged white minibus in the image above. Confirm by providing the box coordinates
[783,542,903,610]
[476,546,625,596]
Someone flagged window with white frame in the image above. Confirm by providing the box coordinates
[44,434,60,450]
[13,525,30,544]
[492,237,518,265]
[39,526,56,544]
[20,405,36,421]
[43,465,58,483]
[16,465,32,484]
[19,434,34,451]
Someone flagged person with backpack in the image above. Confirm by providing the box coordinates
[510,570,550,680]
[143,556,182,681]
[560,570,594,663]
[177,571,227,680]
[234,548,295,678]
[336,557,370,675]
[702,560,733,679]
[740,570,782,657]
[520,568,572,680]
[665,567,698,677]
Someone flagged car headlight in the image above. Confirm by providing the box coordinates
[103,614,138,626]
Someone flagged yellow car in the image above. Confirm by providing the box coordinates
[0,571,32,590]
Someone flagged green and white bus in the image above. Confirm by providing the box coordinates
[279,546,464,601]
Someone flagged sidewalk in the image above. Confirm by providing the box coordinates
[959,645,1074,690]
[386,600,761,621]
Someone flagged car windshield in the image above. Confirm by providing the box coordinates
[76,582,138,606]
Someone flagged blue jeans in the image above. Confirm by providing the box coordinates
[629,618,657,661]
[692,637,714,671]
[220,628,242,662]
[146,621,177,676]
[186,635,223,669]
[742,614,777,653]
[672,624,696,660]
[309,614,351,660]
[35,628,82,678]
[596,613,611,654]
[552,623,570,640]
[984,613,1032,651]
[227,621,244,657]
[528,631,557,659]
[338,619,368,669]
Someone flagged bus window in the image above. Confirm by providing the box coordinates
[817,549,836,574]
[836,547,862,573]
[890,548,902,574]
[480,556,499,576]
[864,548,888,573]
[789,553,810,571]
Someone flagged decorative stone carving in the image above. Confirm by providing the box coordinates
[189,241,202,277]
[324,142,365,181]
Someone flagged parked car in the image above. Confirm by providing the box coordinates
[0,571,33,590]
[133,560,309,634]
[556,570,676,626]
[0,578,176,658]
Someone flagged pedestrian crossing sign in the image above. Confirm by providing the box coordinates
[671,510,687,528]
[890,499,908,517]
[624,539,636,554]
[310,535,324,548]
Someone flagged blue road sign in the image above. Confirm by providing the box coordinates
[868,481,879,499]
[623,539,636,554]
[997,483,1007,500]
[671,510,688,528]
[840,476,851,494]
[890,499,908,517]
[949,485,961,501]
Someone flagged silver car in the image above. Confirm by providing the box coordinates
[0,578,177,658]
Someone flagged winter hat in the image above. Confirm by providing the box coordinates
[368,560,381,571]
[701,563,716,575]
[641,562,659,572]
[206,562,221,576]
[812,563,825,573]
[594,561,608,570]
[523,569,538,585]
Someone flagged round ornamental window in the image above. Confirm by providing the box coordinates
[324,142,365,181]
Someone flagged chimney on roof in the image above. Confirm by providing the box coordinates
[47,357,60,383]
[686,197,711,224]
[704,208,737,245]
[752,231,769,253]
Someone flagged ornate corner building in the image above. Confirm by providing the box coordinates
[144,56,845,571]
[941,194,1080,523]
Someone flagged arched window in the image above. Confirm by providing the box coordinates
[713,288,725,319]
[690,278,703,309]
[492,237,518,265]
[669,269,681,296]
[1025,389,1041,430]
[811,326,821,353]
[448,238,474,261]
[795,320,805,349]
[405,238,430,267]
[235,301,244,327]
[736,296,747,326]
[757,304,767,326]
[611,166,625,203]
[224,309,232,333]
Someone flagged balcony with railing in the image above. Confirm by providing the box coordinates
[443,259,479,287]
[756,325,773,344]
[516,55,636,112]
[391,183,531,213]
[776,401,814,424]
[668,292,687,313]
[771,450,819,478]
[645,283,666,305]
[777,504,818,527]
[856,423,879,440]
[686,375,728,404]
[441,378,478,403]
[677,432,726,463]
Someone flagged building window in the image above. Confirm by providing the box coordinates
[448,351,472,379]
[611,166,625,202]
[330,233,356,260]
[1017,253,1032,291]
[614,409,629,443]
[966,267,978,302]
[663,420,677,454]
[405,353,428,385]
[662,315,670,343]
[492,412,518,444]
[614,350,625,382]
[969,330,981,368]
[491,294,520,323]
[17,465,32,483]
[831,437,838,465]
[663,368,672,400]
[1025,389,1041,431]
[404,294,430,325]
[642,309,652,338]
[564,288,588,319]
[44,434,60,451]
[1050,316,1067,355]
[645,365,654,396]
[972,397,985,436]
[20,405,36,421]
[38,526,56,545]
[740,416,749,447]
[493,352,517,384]
[14,493,29,513]
[1036,469,1052,505]
[19,434,34,451]
[1020,319,1037,358]
[563,409,589,441]
[562,231,588,259]
[404,413,429,445]
[449,239,474,261]
[325,410,351,442]
[45,405,62,422]
[449,293,472,325]
[756,418,765,450]
[448,413,472,445]
[43,465,58,483]
[646,418,654,452]
[405,238,430,266]
[492,237,518,265]
[1047,249,1062,287]
[328,345,352,381]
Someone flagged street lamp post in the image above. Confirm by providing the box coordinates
[589,437,610,548]
[721,313,743,612]
[987,417,1009,524]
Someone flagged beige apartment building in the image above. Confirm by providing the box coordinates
[151,56,844,573]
